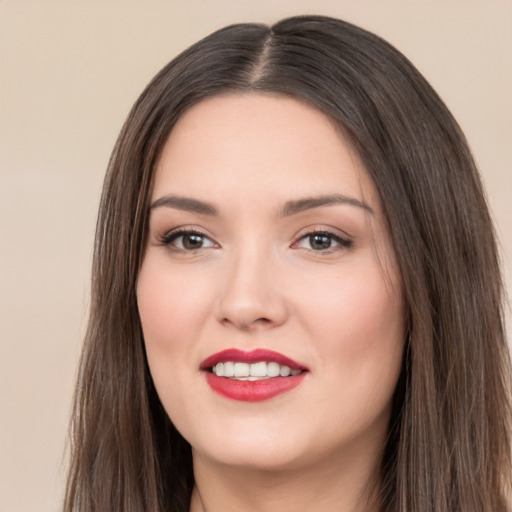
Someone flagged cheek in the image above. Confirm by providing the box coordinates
[137,258,212,351]
[136,257,217,424]
[300,261,405,394]
[299,267,405,443]
[303,262,403,341]
[136,258,214,425]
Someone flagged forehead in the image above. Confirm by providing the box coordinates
[152,93,378,209]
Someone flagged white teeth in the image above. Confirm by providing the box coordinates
[279,365,291,377]
[215,362,224,376]
[223,362,234,377]
[233,362,250,377]
[250,362,267,377]
[212,361,302,379]
[267,362,280,377]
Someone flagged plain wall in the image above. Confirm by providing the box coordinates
[1,1,510,511]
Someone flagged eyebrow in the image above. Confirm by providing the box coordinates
[279,194,374,217]
[150,193,374,217]
[150,195,218,215]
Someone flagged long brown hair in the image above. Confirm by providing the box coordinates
[64,15,511,512]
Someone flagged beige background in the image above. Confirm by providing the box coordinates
[0,1,510,511]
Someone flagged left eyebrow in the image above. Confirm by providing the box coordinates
[150,195,218,216]
[279,194,374,217]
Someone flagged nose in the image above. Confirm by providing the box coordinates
[215,247,288,331]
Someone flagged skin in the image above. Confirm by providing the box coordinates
[137,94,405,512]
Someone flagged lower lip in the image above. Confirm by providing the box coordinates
[204,372,306,402]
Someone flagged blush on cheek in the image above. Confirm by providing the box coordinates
[138,263,211,346]
[307,268,404,374]
[309,281,388,335]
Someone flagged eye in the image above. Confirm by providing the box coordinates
[161,229,218,251]
[294,230,352,252]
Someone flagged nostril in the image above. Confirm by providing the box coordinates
[222,315,273,331]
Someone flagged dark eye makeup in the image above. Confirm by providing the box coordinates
[293,230,353,252]
[158,227,353,254]
[159,229,218,251]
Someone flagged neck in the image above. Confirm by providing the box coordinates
[189,444,383,512]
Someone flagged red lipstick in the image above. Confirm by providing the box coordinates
[201,349,308,403]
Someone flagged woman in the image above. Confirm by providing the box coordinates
[63,15,511,512]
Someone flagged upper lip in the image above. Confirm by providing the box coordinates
[200,348,308,371]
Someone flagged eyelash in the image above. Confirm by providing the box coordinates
[158,228,353,253]
[159,229,218,251]
[293,230,353,253]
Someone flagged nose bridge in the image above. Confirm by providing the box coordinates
[216,237,287,330]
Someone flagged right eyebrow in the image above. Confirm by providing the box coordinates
[150,195,218,216]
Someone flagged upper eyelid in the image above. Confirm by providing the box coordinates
[292,224,354,242]
[161,226,213,239]
[156,226,211,247]
[293,230,352,248]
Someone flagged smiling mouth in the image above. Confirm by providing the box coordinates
[201,349,308,402]
[209,361,302,380]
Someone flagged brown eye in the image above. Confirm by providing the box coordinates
[294,230,352,252]
[162,230,217,251]
[182,233,206,250]
[309,233,333,250]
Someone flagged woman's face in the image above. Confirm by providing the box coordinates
[137,94,405,471]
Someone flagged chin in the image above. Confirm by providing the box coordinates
[187,418,333,472]
[195,442,309,471]
[182,418,291,465]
